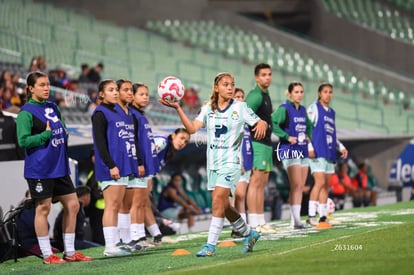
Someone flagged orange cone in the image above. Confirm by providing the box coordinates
[172,249,191,256]
[218,240,236,247]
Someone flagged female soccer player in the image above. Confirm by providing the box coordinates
[113,79,149,250]
[272,82,312,229]
[129,82,164,247]
[159,72,267,257]
[306,83,348,229]
[17,71,92,264]
[92,79,134,256]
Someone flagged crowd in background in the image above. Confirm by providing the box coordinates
[0,56,104,115]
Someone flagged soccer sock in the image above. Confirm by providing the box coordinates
[318,203,327,218]
[103,226,117,248]
[207,216,224,246]
[291,204,302,226]
[231,216,251,237]
[258,213,266,226]
[248,213,259,227]
[118,213,131,243]
[147,223,162,237]
[63,232,75,256]
[37,235,52,258]
[130,223,146,241]
[240,212,247,223]
[308,200,318,217]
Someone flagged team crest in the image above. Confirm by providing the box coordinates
[231,111,239,120]
[35,181,43,193]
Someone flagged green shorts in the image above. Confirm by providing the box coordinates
[208,166,241,195]
[309,158,335,174]
[252,141,273,172]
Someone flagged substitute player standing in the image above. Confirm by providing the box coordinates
[306,83,348,229]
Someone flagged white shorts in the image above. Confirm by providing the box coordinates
[309,158,335,174]
[208,167,241,195]
[238,170,251,183]
[282,158,309,170]
[100,176,129,191]
[127,176,149,189]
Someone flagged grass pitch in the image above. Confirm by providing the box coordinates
[1,201,413,274]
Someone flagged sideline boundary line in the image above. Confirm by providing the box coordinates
[170,226,390,274]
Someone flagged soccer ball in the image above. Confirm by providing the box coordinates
[327,198,336,215]
[157,76,185,102]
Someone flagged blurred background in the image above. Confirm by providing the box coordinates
[1,0,413,217]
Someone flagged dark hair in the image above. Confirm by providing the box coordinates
[357,162,366,170]
[165,128,190,163]
[235,87,244,95]
[317,82,333,100]
[170,172,182,180]
[97,79,115,100]
[76,185,91,198]
[116,79,132,90]
[210,72,233,112]
[287,81,303,93]
[26,71,48,101]
[81,63,89,71]
[318,82,333,92]
[132,82,148,95]
[254,63,272,76]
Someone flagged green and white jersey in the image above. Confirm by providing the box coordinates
[195,99,260,170]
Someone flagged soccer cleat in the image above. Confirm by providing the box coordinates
[153,234,163,246]
[116,241,131,250]
[103,246,131,256]
[231,229,243,238]
[316,221,332,230]
[63,252,93,262]
[160,236,178,244]
[43,254,66,264]
[326,214,340,225]
[126,240,143,252]
[256,224,277,234]
[306,216,318,226]
[196,243,216,257]
[138,237,155,249]
[242,229,261,253]
[293,223,309,230]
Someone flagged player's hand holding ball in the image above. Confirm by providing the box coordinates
[157,76,185,109]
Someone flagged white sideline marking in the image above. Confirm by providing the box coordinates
[176,227,388,273]
[275,227,384,256]
[172,208,412,272]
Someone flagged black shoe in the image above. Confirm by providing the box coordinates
[231,230,243,238]
[153,234,163,246]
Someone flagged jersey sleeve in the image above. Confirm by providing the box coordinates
[16,110,51,149]
[194,103,209,127]
[271,106,289,140]
[240,102,260,126]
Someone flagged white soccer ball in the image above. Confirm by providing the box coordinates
[327,198,336,215]
[157,76,185,102]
